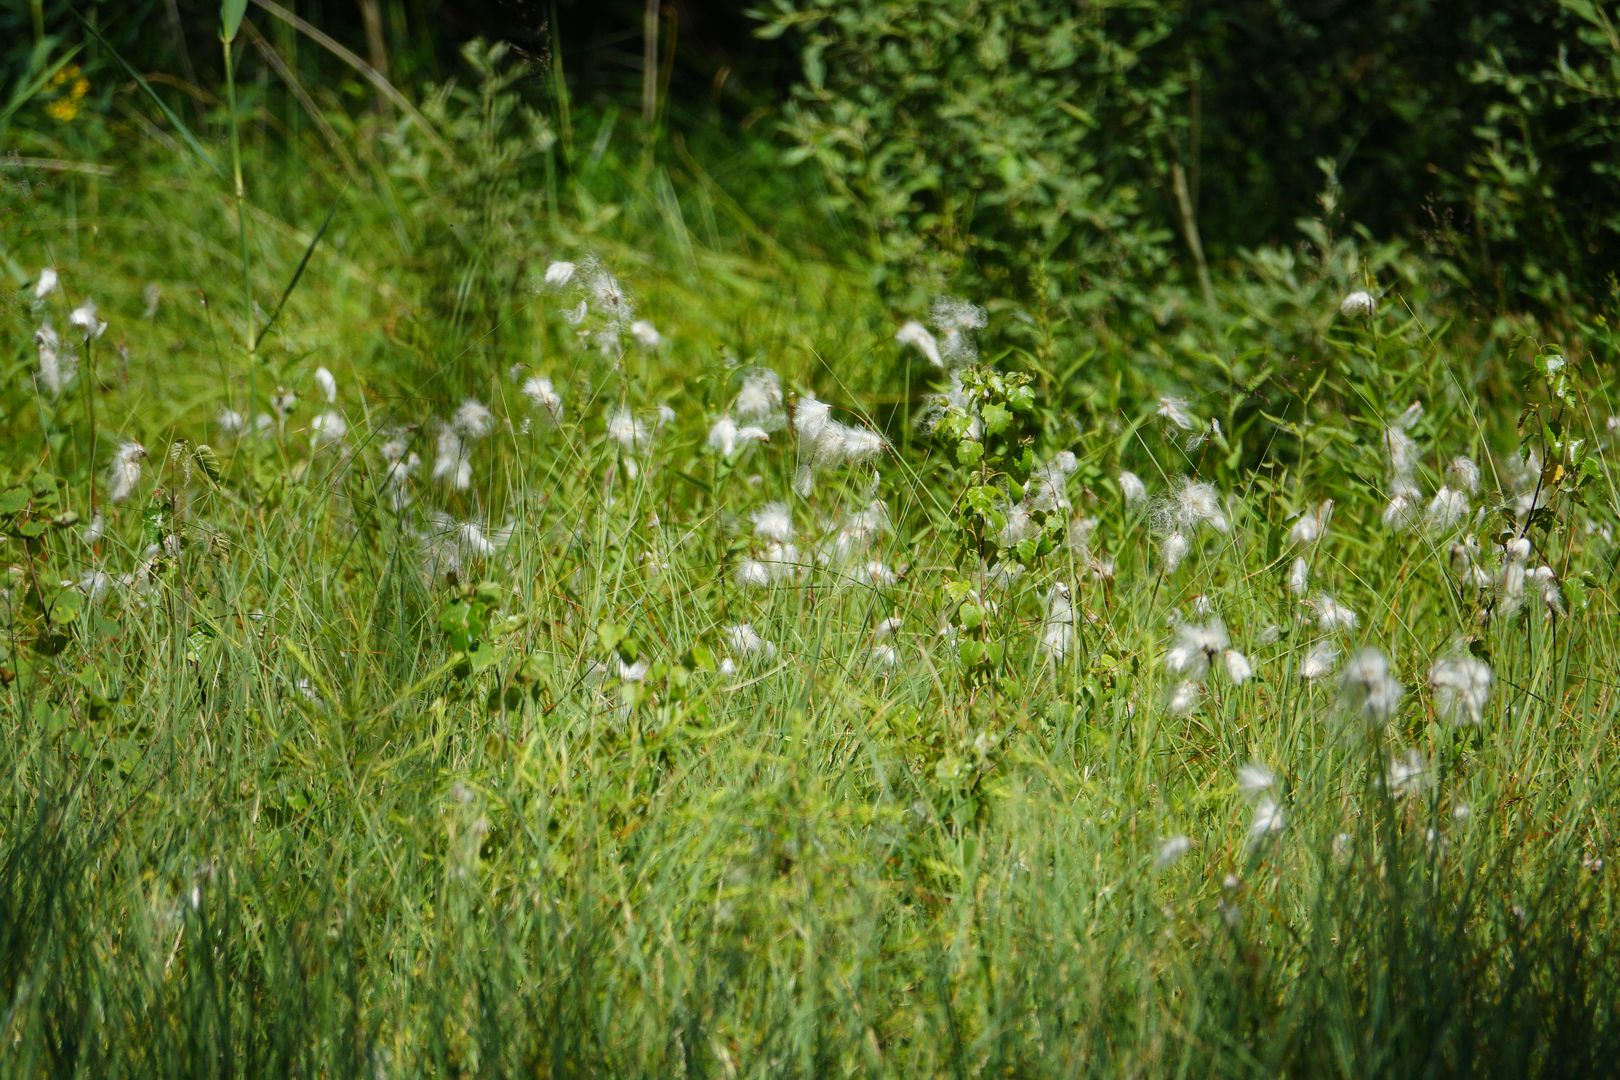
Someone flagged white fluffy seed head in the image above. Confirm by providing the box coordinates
[630,320,661,349]
[107,441,147,503]
[34,323,76,396]
[734,369,783,422]
[1154,835,1192,869]
[1289,500,1333,545]
[314,367,338,404]
[453,399,495,439]
[1340,289,1376,317]
[1237,763,1275,799]
[751,503,794,543]
[1429,654,1492,725]
[895,321,943,368]
[522,376,563,419]
[1119,470,1146,505]
[1340,648,1403,726]
[70,300,106,339]
[1301,641,1338,680]
[1248,798,1286,846]
[1166,619,1230,680]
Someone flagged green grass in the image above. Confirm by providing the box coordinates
[3,26,1620,1079]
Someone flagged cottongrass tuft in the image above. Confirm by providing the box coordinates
[895,321,942,368]
[107,441,147,503]
[1428,653,1493,725]
[1118,470,1146,505]
[1340,647,1403,726]
[34,323,76,396]
[521,376,563,421]
[1154,835,1192,869]
[1039,582,1075,661]
[1339,289,1376,317]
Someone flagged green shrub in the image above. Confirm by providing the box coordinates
[753,0,1189,308]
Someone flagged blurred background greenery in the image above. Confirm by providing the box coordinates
[7,0,1616,315]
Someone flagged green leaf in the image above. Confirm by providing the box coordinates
[982,403,1012,437]
[221,0,248,43]
[49,589,83,626]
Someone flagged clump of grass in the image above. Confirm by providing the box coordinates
[3,21,1620,1079]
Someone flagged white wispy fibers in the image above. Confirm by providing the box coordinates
[1288,556,1310,595]
[1526,564,1566,617]
[1289,500,1333,545]
[1238,763,1285,850]
[271,387,299,420]
[432,426,472,490]
[34,267,58,300]
[107,441,146,502]
[314,366,338,404]
[1237,763,1276,799]
[310,410,347,447]
[453,399,495,439]
[1430,654,1492,725]
[1248,798,1286,847]
[792,393,887,495]
[1166,619,1250,683]
[818,500,894,571]
[1154,835,1192,869]
[543,260,576,287]
[1118,470,1146,505]
[379,431,420,511]
[1156,395,1201,439]
[1026,451,1078,514]
[733,368,784,424]
[1382,479,1422,531]
[1301,641,1338,680]
[1339,289,1376,317]
[1167,680,1200,716]
[1340,648,1403,726]
[419,513,512,577]
[1424,485,1470,533]
[1160,531,1191,573]
[1039,581,1075,661]
[1313,594,1359,633]
[1449,537,1493,593]
[1496,536,1533,615]
[1150,477,1229,571]
[630,320,661,349]
[895,320,942,367]
[70,299,106,340]
[724,623,777,664]
[521,375,563,421]
[869,614,902,668]
[751,502,795,543]
[931,296,987,366]
[1384,749,1431,798]
[706,415,770,460]
[1165,478,1229,534]
[606,407,651,453]
[34,323,77,396]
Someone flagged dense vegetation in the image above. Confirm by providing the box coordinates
[3,2,1620,1075]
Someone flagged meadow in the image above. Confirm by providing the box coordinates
[4,8,1620,1077]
